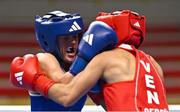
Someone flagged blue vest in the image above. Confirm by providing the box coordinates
[30,92,87,111]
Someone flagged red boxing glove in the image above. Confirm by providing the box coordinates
[10,54,55,96]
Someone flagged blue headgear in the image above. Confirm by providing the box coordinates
[35,11,84,63]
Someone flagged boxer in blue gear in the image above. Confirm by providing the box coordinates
[31,11,87,111]
[32,10,118,111]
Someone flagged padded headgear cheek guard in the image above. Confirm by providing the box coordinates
[96,10,146,48]
[34,11,84,63]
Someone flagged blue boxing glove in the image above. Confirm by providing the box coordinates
[69,21,118,92]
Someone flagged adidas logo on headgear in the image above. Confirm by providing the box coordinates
[69,21,81,32]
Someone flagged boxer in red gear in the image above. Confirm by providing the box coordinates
[101,44,168,111]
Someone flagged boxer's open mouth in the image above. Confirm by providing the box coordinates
[66,47,76,59]
[66,47,75,53]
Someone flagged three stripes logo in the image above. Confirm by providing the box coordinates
[69,21,81,32]
[83,34,94,46]
[14,72,24,85]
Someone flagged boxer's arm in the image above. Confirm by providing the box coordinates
[37,53,73,83]
[48,52,106,106]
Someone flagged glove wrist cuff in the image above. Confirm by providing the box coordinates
[69,56,88,75]
[35,75,55,96]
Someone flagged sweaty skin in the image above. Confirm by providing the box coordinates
[37,53,73,84]
[37,47,163,106]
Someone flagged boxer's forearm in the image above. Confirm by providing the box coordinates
[48,54,105,107]
[55,72,74,84]
[48,83,73,107]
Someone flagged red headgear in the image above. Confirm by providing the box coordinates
[96,10,146,48]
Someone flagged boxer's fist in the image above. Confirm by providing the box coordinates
[10,54,55,96]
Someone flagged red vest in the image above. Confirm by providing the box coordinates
[103,44,169,111]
